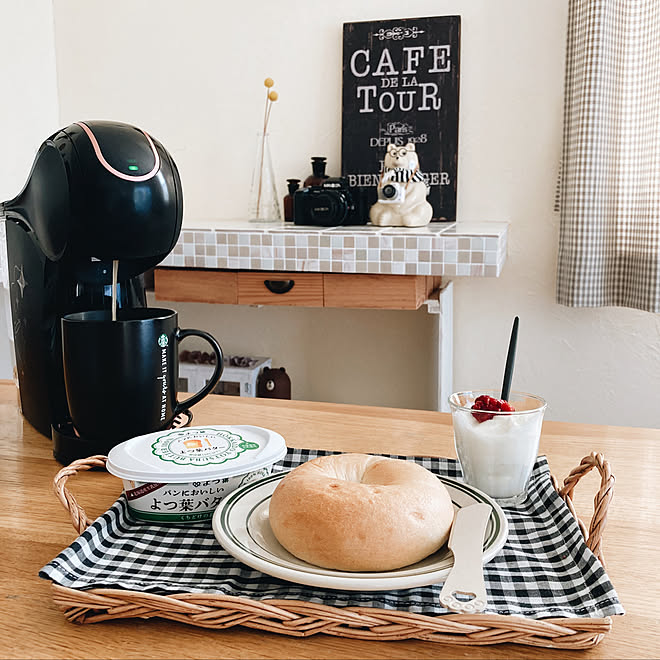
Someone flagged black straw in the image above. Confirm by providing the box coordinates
[500,316,519,401]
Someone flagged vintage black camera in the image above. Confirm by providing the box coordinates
[293,177,370,227]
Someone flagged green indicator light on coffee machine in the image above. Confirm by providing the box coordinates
[128,165,139,171]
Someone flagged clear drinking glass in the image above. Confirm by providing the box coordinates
[449,390,547,506]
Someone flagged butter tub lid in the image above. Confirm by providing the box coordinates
[106,425,287,483]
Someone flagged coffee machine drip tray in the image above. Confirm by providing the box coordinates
[52,410,195,465]
[52,422,109,467]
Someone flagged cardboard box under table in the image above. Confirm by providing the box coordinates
[179,357,271,398]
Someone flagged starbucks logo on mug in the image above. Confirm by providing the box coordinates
[158,333,169,347]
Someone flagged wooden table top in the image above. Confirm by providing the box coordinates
[1,380,658,659]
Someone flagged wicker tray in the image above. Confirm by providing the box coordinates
[50,452,616,650]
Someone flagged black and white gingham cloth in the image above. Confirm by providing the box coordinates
[40,450,624,619]
[556,0,660,312]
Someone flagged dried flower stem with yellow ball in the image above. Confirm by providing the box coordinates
[256,77,278,216]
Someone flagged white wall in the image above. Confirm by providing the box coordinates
[146,299,437,411]
[39,0,660,427]
[0,0,60,379]
[449,3,660,429]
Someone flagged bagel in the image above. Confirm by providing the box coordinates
[268,453,454,571]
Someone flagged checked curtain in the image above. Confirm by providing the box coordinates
[556,0,660,312]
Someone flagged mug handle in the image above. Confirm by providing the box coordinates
[174,328,224,414]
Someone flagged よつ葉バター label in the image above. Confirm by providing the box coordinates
[151,428,259,466]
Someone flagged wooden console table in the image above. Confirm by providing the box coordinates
[153,219,509,411]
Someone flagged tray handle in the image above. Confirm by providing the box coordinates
[53,455,109,535]
[551,451,614,567]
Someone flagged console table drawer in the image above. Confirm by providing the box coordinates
[154,269,440,310]
[237,272,324,307]
[154,268,238,304]
[323,274,441,310]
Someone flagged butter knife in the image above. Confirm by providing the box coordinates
[439,503,491,614]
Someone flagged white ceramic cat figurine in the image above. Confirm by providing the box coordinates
[369,143,433,227]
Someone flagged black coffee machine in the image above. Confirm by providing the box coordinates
[1,120,183,463]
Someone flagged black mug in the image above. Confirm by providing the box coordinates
[61,307,224,448]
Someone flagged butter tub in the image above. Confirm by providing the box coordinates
[107,425,287,523]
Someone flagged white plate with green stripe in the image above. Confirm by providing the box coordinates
[212,471,508,591]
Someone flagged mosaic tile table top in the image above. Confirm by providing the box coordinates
[160,219,509,277]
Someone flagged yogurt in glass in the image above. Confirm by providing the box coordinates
[449,391,546,505]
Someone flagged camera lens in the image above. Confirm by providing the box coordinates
[310,193,348,226]
[382,184,397,199]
